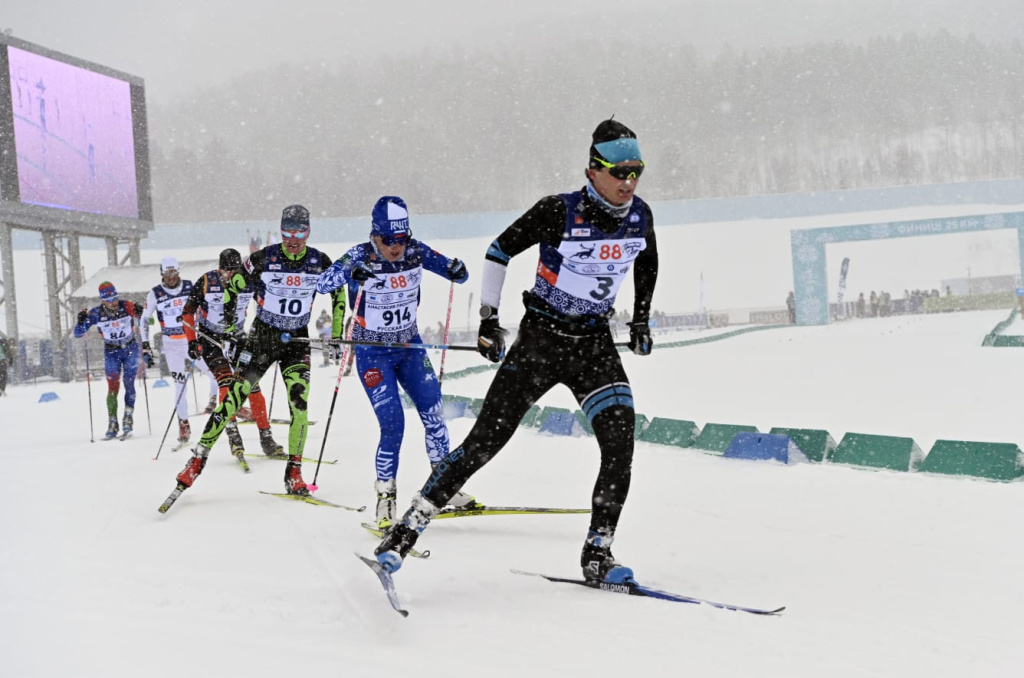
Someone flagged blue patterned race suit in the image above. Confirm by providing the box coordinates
[74,300,142,419]
[316,238,469,482]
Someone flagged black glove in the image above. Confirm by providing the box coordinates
[77,309,88,325]
[477,318,507,363]
[350,261,375,282]
[446,258,468,282]
[627,321,653,356]
[228,331,247,362]
[187,340,203,361]
[142,341,154,367]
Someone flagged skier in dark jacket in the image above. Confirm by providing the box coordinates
[375,119,659,584]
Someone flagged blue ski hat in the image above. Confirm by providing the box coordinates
[589,118,642,168]
[370,196,411,241]
[98,281,118,302]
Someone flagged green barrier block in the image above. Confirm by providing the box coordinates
[831,432,924,472]
[693,423,759,453]
[638,417,701,448]
[574,410,595,436]
[991,335,1024,347]
[768,427,837,463]
[519,405,542,428]
[634,413,650,440]
[918,440,1024,481]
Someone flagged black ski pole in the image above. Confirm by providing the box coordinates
[310,284,364,491]
[142,363,152,434]
[154,367,192,460]
[288,335,479,352]
[267,363,279,421]
[84,339,95,443]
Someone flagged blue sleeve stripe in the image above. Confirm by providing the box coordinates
[485,241,511,264]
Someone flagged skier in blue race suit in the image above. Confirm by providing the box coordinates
[74,281,143,439]
[316,196,478,529]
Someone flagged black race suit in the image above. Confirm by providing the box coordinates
[422,189,658,536]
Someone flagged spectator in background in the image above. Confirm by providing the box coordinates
[856,292,866,318]
[786,291,796,323]
[248,230,262,253]
[870,291,879,317]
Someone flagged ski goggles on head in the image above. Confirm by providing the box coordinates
[593,156,645,181]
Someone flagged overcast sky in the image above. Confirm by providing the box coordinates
[5,0,1023,104]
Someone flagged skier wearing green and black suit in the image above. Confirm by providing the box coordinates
[171,205,346,499]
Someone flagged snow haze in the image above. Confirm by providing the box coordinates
[5,1,1022,104]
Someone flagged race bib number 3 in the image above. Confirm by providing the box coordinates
[555,237,646,302]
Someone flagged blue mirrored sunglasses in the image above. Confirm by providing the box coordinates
[281,229,309,240]
[379,233,408,246]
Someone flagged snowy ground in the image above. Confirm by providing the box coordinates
[2,309,1023,677]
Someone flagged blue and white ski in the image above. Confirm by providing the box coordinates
[511,570,785,616]
[356,553,409,617]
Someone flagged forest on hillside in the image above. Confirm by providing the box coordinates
[148,31,1024,222]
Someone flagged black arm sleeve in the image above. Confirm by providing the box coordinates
[631,204,659,324]
[487,195,567,263]
[182,274,206,317]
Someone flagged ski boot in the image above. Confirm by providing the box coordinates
[177,419,191,444]
[104,417,119,440]
[225,421,245,456]
[375,478,397,530]
[259,428,285,457]
[203,395,218,414]
[431,462,481,510]
[224,422,249,471]
[284,457,309,496]
[581,529,634,584]
[374,493,440,572]
[175,446,210,488]
[121,407,134,437]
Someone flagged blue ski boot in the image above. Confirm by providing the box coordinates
[374,493,440,572]
[121,407,134,437]
[581,529,634,584]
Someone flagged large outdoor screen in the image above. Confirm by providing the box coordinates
[0,35,152,232]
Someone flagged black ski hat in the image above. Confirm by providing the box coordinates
[219,248,242,270]
[281,204,310,230]
[589,118,642,168]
